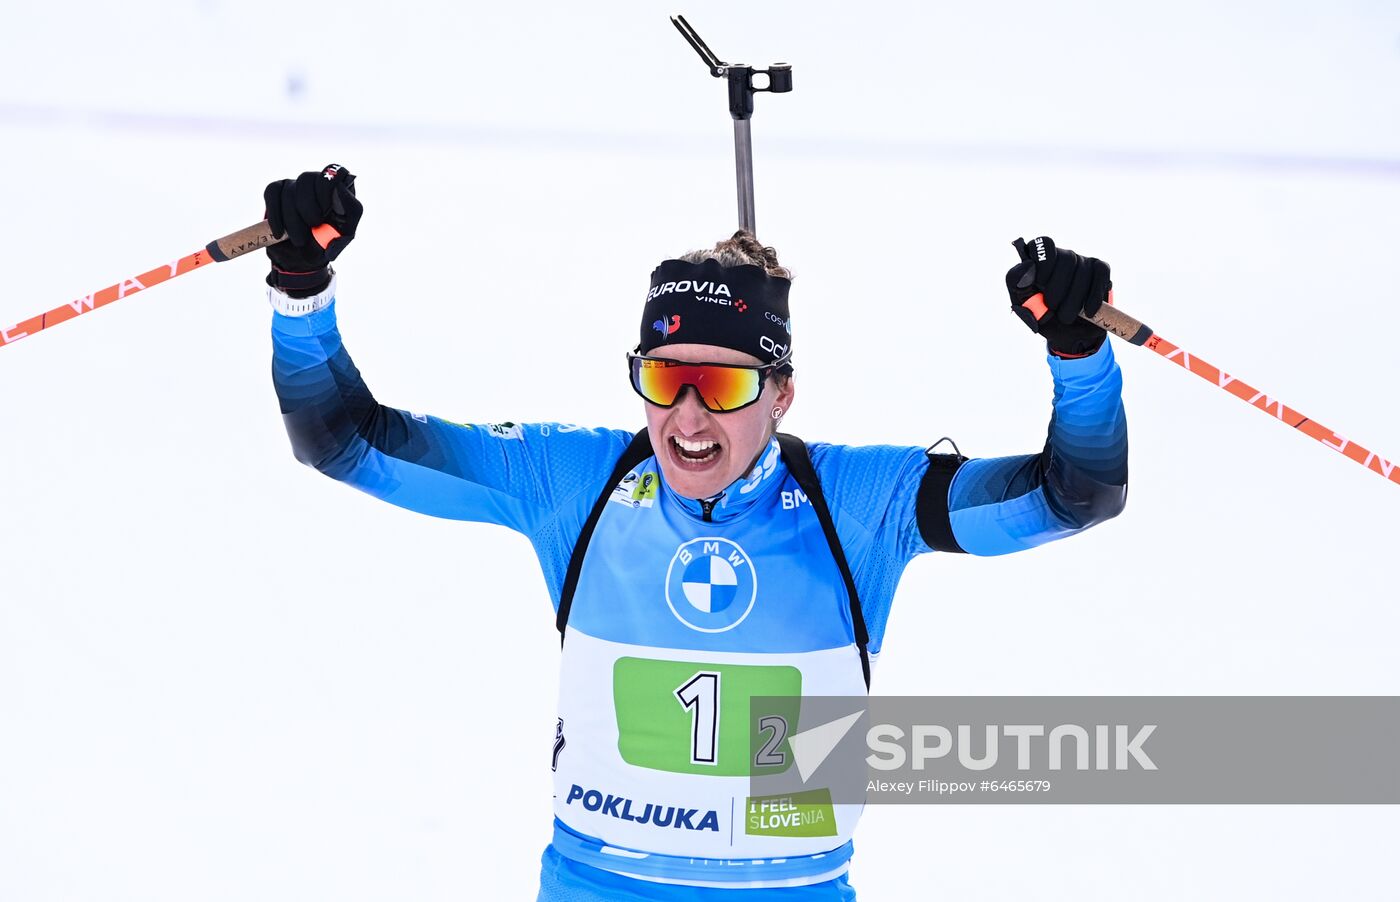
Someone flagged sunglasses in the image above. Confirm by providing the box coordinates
[627,351,791,413]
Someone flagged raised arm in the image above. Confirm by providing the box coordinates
[914,236,1128,555]
[272,293,630,532]
[261,165,631,539]
[927,339,1127,555]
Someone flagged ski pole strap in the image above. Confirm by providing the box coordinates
[556,429,657,640]
[775,433,871,690]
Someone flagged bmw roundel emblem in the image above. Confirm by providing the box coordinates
[665,537,757,632]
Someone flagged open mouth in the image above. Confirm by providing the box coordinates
[670,435,723,468]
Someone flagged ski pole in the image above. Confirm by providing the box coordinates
[0,221,338,350]
[671,14,792,236]
[1017,290,1400,486]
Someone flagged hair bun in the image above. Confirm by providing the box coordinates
[724,230,790,279]
[673,230,792,280]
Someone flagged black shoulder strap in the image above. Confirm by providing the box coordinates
[556,428,655,640]
[775,432,871,690]
[556,429,872,692]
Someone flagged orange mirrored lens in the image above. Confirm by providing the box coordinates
[632,358,763,412]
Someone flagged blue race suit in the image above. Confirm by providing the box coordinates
[271,293,1127,900]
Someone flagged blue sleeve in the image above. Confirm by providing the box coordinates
[271,301,631,603]
[944,340,1128,556]
[811,339,1128,652]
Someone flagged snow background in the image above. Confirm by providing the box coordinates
[1,0,1398,898]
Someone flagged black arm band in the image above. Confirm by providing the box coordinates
[916,452,967,553]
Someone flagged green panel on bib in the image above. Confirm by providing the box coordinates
[745,789,838,838]
[614,657,801,776]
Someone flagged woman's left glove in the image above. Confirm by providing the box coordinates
[1004,236,1110,358]
[263,163,362,298]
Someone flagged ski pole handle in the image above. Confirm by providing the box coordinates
[0,220,340,351]
[203,221,341,262]
[1020,291,1154,346]
[1086,300,1154,346]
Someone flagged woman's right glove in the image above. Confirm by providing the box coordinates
[1004,236,1111,358]
[263,163,362,298]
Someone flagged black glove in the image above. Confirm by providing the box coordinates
[1004,236,1110,358]
[263,163,362,298]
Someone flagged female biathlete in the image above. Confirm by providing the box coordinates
[263,165,1128,900]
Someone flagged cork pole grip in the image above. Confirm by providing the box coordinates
[203,221,340,264]
[1086,299,1154,346]
[205,221,280,262]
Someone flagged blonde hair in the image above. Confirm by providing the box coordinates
[677,230,792,280]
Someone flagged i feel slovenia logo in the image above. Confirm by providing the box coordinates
[665,537,757,633]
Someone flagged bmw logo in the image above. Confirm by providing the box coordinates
[665,537,757,632]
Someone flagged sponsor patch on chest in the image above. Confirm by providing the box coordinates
[609,470,659,509]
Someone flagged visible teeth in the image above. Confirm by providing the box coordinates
[675,437,718,453]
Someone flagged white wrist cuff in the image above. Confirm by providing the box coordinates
[268,272,337,317]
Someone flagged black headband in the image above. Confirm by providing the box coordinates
[638,259,792,367]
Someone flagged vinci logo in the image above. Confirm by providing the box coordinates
[664,537,757,633]
[652,314,681,338]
